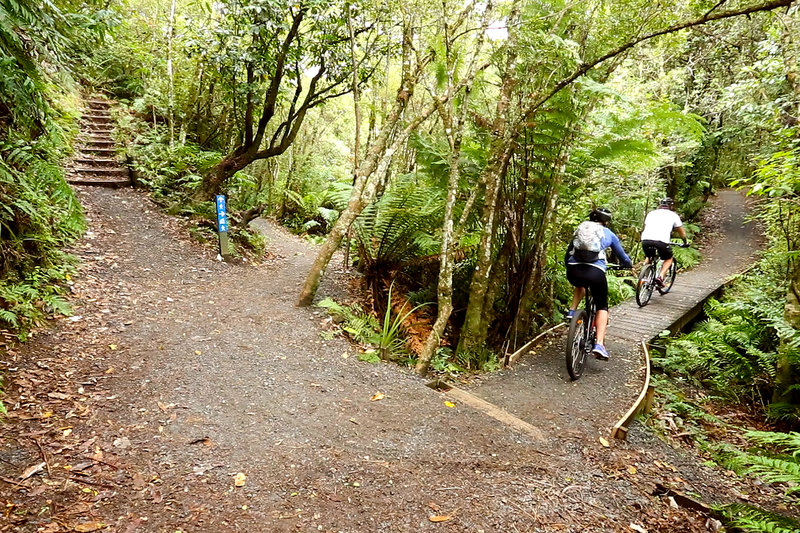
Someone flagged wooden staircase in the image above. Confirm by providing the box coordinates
[66,97,131,188]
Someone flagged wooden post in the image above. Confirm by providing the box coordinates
[215,195,231,260]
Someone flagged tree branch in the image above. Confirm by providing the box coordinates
[524,0,795,120]
[252,7,306,150]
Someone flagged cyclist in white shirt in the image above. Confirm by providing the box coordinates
[640,197,689,287]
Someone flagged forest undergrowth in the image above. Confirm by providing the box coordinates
[649,247,800,530]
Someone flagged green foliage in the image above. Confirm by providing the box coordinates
[119,116,220,202]
[377,282,428,360]
[281,182,351,235]
[429,348,466,375]
[357,350,381,364]
[0,129,84,337]
[353,174,445,272]
[718,503,800,533]
[0,0,109,134]
[451,345,502,373]
[656,258,792,409]
[316,289,425,362]
[316,297,381,348]
[607,271,634,307]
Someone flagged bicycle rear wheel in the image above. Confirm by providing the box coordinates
[658,260,677,294]
[566,309,590,380]
[636,264,655,307]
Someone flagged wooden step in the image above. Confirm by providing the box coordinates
[82,114,113,123]
[79,138,115,147]
[73,157,119,166]
[79,147,117,155]
[67,175,131,188]
[82,119,112,126]
[71,167,129,178]
[83,127,114,134]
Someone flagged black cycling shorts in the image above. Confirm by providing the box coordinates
[641,240,673,261]
[566,263,609,311]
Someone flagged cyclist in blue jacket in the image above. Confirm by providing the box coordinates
[565,208,632,361]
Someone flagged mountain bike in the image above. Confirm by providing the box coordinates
[565,289,597,380]
[635,241,690,307]
[565,265,623,381]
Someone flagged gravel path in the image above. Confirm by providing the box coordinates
[0,187,787,533]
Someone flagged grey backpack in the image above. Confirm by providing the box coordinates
[572,221,605,262]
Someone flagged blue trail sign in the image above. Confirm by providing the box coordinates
[215,195,230,259]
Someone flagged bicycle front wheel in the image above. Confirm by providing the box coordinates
[636,264,655,307]
[659,260,677,294]
[566,309,590,380]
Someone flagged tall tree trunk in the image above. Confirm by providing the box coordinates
[299,19,419,306]
[166,0,177,149]
[456,2,520,354]
[347,2,362,177]
[415,0,493,374]
[456,138,514,353]
[298,12,479,306]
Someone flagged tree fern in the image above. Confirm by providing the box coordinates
[352,173,445,274]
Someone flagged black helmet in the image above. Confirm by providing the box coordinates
[589,207,612,224]
[659,197,674,208]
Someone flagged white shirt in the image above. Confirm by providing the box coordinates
[640,209,683,243]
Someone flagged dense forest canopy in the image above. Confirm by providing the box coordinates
[1,0,799,428]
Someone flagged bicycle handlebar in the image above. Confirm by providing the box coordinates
[669,239,691,248]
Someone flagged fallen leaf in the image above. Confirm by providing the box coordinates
[194,350,202,355]
[233,472,247,487]
[113,437,131,449]
[370,392,385,401]
[108,344,117,351]
[74,522,106,532]
[429,515,452,523]
[629,524,647,533]
[599,437,610,448]
[133,472,148,490]
[48,392,71,400]
[19,462,46,480]
[444,401,456,408]
[627,465,637,475]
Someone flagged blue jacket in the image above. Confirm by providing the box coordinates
[566,227,632,271]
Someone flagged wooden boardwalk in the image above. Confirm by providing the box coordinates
[607,269,728,344]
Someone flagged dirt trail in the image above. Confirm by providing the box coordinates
[0,188,787,532]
